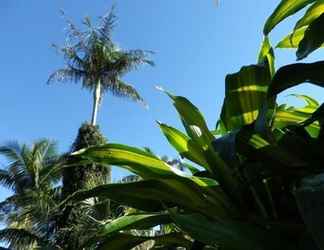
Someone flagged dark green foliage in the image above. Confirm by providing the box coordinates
[268,61,324,96]
[62,122,109,198]
[55,123,111,249]
[297,12,324,60]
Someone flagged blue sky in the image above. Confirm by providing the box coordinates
[1,0,324,201]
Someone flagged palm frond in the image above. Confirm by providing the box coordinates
[109,49,154,76]
[0,228,43,250]
[0,142,25,165]
[0,169,14,190]
[47,68,86,85]
[106,79,145,104]
[98,6,117,44]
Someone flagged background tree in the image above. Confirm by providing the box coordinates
[48,7,154,126]
[46,8,153,248]
[0,140,59,249]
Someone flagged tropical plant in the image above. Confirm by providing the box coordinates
[0,139,60,249]
[47,6,154,246]
[48,7,153,126]
[55,1,324,249]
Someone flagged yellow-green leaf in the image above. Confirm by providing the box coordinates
[295,0,324,29]
[264,0,316,35]
[258,36,275,77]
[158,122,209,168]
[220,64,271,131]
[277,26,307,48]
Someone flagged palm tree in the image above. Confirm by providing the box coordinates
[48,8,154,126]
[0,139,60,249]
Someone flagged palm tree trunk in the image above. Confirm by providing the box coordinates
[91,80,102,126]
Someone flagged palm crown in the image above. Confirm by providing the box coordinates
[0,140,59,249]
[48,8,154,125]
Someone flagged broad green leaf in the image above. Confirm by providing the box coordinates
[72,143,217,188]
[97,233,147,250]
[182,162,200,175]
[167,93,214,144]
[220,64,271,131]
[263,0,316,35]
[268,60,324,96]
[290,94,319,110]
[273,95,320,137]
[65,181,164,212]
[158,122,209,168]
[295,0,324,29]
[248,134,271,149]
[274,109,320,137]
[172,213,288,250]
[300,102,324,128]
[97,233,191,250]
[72,143,177,178]
[100,213,171,236]
[66,178,230,219]
[165,92,242,204]
[84,214,171,248]
[297,13,324,60]
[258,36,275,77]
[277,26,307,48]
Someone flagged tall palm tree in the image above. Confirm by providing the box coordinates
[48,8,154,126]
[0,139,60,249]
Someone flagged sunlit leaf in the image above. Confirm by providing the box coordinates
[295,0,324,29]
[158,123,209,168]
[72,143,177,178]
[164,93,242,204]
[97,233,191,250]
[100,213,171,236]
[66,178,230,219]
[220,64,271,131]
[258,36,275,77]
[277,26,307,48]
[273,95,320,137]
[72,143,218,189]
[263,0,316,35]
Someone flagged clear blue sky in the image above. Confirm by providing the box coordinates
[1,0,324,201]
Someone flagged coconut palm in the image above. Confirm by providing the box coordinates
[0,139,60,249]
[48,8,154,126]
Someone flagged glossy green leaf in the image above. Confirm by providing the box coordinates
[297,13,324,59]
[165,92,242,204]
[72,143,218,188]
[301,102,324,128]
[65,181,164,212]
[295,0,324,29]
[167,93,214,144]
[268,60,324,96]
[273,95,320,137]
[66,178,230,219]
[158,122,209,168]
[220,64,271,131]
[72,143,177,178]
[291,94,319,110]
[172,213,286,250]
[100,213,171,236]
[182,162,200,175]
[263,0,316,35]
[277,26,307,48]
[97,233,191,250]
[258,36,275,77]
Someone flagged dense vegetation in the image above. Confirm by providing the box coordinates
[2,0,324,249]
